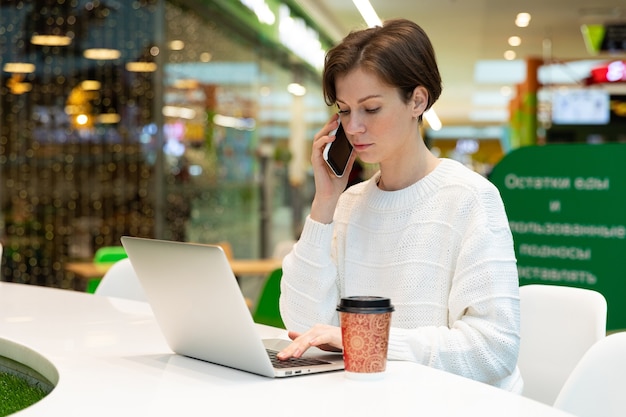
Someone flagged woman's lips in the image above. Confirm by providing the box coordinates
[352,143,371,152]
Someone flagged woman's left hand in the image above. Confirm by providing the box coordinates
[276,324,342,360]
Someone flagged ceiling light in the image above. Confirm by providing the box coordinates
[31,34,72,46]
[84,48,121,60]
[29,1,76,47]
[169,40,185,51]
[97,113,121,124]
[277,6,326,70]
[240,0,275,25]
[81,80,101,91]
[352,0,382,27]
[3,62,36,73]
[515,13,531,28]
[424,109,442,131]
[287,83,306,96]
[126,62,158,72]
[163,105,196,120]
[76,114,90,126]
[508,36,522,47]
[504,50,517,60]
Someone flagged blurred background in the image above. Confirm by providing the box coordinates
[0,0,624,289]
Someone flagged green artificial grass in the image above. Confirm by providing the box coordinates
[0,371,48,416]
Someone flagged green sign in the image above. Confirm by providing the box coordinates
[581,23,626,54]
[490,144,626,331]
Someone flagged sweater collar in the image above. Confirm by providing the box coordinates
[366,158,456,210]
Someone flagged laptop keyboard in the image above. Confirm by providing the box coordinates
[266,349,331,369]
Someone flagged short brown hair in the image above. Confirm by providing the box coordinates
[322,19,442,121]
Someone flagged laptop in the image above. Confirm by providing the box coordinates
[120,236,344,378]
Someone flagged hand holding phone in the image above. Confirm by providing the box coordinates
[323,119,353,178]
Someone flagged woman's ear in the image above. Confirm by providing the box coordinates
[411,86,429,118]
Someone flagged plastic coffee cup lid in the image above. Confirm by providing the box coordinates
[336,296,394,314]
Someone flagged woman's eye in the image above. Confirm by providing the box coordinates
[337,109,349,115]
[366,107,380,113]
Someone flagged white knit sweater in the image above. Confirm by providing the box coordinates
[279,158,522,392]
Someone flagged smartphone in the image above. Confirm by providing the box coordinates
[323,119,353,178]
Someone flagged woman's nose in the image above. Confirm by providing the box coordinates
[343,117,364,135]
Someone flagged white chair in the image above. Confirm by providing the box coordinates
[518,284,607,405]
[94,258,147,302]
[553,331,626,417]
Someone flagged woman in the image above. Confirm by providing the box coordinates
[277,18,522,392]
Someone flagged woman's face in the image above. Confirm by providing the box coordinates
[334,67,423,166]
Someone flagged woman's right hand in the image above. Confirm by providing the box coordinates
[276,324,343,360]
[309,115,356,224]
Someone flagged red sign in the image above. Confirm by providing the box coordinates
[587,61,626,84]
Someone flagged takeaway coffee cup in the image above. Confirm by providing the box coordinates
[337,296,394,379]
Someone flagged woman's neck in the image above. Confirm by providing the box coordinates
[378,144,439,191]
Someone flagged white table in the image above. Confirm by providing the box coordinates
[0,282,574,416]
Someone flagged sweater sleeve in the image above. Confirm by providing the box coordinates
[387,184,522,390]
[279,216,342,332]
